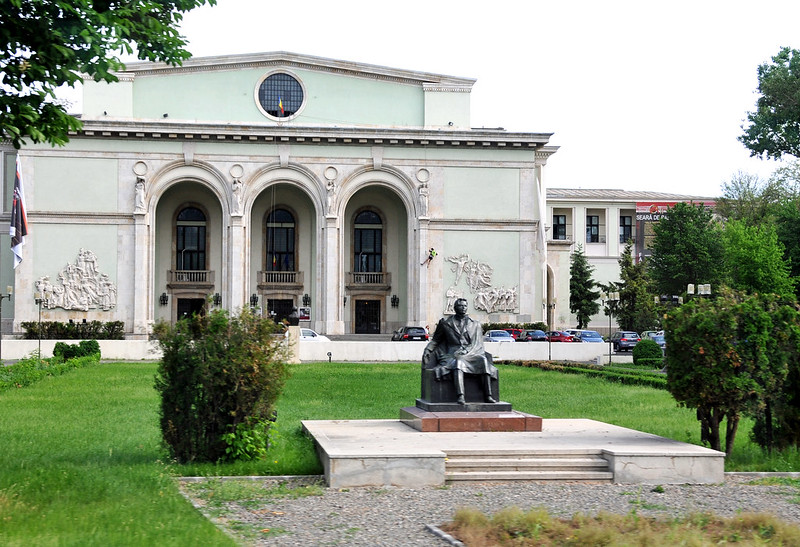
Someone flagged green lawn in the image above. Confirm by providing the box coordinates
[1,360,799,545]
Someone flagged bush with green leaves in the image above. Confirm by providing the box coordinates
[21,320,125,340]
[153,308,289,463]
[53,340,101,361]
[632,338,663,367]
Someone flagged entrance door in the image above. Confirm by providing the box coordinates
[267,298,294,323]
[177,298,206,320]
[355,300,380,334]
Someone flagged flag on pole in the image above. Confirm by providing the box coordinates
[10,155,28,269]
[278,96,284,116]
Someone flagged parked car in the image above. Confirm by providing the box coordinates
[391,326,429,341]
[545,331,575,343]
[285,328,331,342]
[573,330,604,343]
[650,334,666,350]
[610,331,640,351]
[484,330,515,342]
[503,328,525,340]
[521,329,547,342]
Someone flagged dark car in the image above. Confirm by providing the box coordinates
[503,328,525,340]
[610,331,640,351]
[521,329,547,342]
[391,326,429,341]
[545,331,575,343]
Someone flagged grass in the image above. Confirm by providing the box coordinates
[441,506,800,546]
[0,362,235,546]
[3,359,800,544]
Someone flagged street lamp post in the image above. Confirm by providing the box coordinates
[0,286,12,361]
[34,292,44,358]
[601,291,619,365]
[547,301,556,361]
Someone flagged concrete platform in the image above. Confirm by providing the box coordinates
[301,418,725,489]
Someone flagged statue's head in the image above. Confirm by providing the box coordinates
[454,298,468,315]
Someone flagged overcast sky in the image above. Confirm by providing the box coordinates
[119,1,800,197]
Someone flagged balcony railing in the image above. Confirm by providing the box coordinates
[258,271,303,285]
[167,270,215,285]
[345,272,391,291]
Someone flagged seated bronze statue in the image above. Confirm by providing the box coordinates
[422,298,497,404]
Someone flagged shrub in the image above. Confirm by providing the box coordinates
[153,308,289,463]
[53,339,101,361]
[633,338,663,366]
[21,320,125,340]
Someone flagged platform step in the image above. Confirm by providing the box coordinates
[444,451,612,483]
[446,470,614,482]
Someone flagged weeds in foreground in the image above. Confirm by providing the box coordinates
[442,506,800,546]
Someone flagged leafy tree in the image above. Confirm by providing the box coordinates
[665,290,797,455]
[775,198,800,300]
[615,240,658,333]
[569,245,600,329]
[740,47,800,160]
[153,308,288,463]
[721,219,795,299]
[715,171,789,225]
[648,202,725,297]
[1,0,215,149]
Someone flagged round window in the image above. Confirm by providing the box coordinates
[256,72,304,120]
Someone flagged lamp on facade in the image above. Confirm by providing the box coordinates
[391,294,399,308]
[159,292,168,306]
[213,293,222,306]
[302,293,311,307]
[250,293,259,307]
[343,296,347,307]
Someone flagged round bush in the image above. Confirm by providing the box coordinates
[633,338,663,365]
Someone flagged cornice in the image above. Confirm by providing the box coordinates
[72,119,553,150]
[121,51,476,88]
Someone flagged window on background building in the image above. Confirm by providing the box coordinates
[586,215,599,243]
[354,210,383,272]
[620,215,633,243]
[553,214,567,240]
[176,207,206,270]
[266,208,295,271]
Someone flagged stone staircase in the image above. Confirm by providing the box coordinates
[444,449,613,483]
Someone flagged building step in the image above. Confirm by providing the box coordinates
[444,451,612,483]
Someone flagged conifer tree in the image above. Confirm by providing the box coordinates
[569,245,600,329]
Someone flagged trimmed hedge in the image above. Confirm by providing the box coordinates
[633,338,664,366]
[20,320,125,340]
[0,353,101,392]
[502,360,667,390]
[483,322,549,332]
[53,340,101,361]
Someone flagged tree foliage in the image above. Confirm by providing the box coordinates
[614,240,658,333]
[0,0,215,148]
[740,47,800,160]
[153,308,289,463]
[665,289,800,454]
[648,202,724,297]
[722,219,795,299]
[569,245,600,329]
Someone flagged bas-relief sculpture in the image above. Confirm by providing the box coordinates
[35,249,117,311]
[445,253,518,314]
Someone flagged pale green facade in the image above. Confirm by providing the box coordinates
[4,52,557,337]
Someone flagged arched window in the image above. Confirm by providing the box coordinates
[266,208,295,271]
[176,207,206,270]
[354,210,382,272]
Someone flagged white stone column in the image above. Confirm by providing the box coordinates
[228,215,246,309]
[323,214,344,334]
[132,213,150,338]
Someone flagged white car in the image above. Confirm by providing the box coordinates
[299,328,330,342]
[284,328,331,342]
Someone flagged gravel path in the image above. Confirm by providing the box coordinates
[180,474,800,546]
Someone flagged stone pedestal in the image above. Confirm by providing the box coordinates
[400,406,543,432]
[287,325,301,364]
